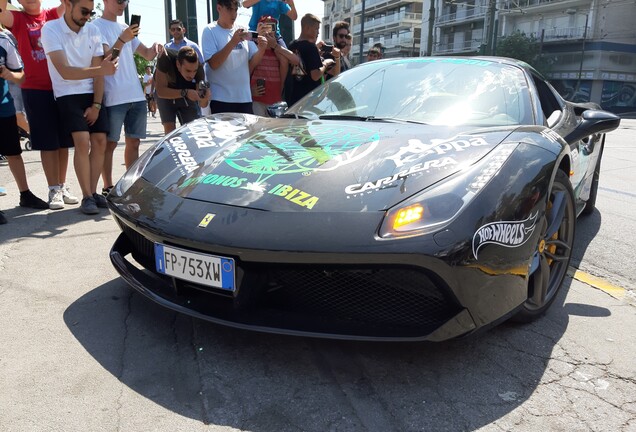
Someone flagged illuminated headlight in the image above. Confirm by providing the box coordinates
[379,144,518,239]
[114,143,160,196]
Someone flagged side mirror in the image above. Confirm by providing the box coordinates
[267,101,288,118]
[564,109,621,144]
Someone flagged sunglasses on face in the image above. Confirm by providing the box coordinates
[170,27,183,32]
[79,7,96,17]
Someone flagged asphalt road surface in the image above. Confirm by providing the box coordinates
[1,116,634,432]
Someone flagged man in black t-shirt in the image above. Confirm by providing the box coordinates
[155,46,210,134]
[286,14,339,106]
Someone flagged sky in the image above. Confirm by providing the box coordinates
[39,0,325,47]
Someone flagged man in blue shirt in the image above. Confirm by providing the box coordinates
[243,0,297,42]
[0,30,49,224]
[165,19,203,63]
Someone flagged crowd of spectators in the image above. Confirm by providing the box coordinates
[0,0,362,224]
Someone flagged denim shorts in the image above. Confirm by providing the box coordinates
[106,101,147,142]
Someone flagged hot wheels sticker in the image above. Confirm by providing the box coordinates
[472,212,538,259]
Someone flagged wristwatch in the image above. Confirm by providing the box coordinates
[92,102,102,110]
[181,89,188,98]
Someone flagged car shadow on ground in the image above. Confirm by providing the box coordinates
[63,266,610,431]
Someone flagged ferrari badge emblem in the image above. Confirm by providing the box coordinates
[198,213,216,228]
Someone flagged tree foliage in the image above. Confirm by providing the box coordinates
[496,31,550,75]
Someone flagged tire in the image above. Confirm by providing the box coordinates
[512,170,576,323]
[581,137,604,216]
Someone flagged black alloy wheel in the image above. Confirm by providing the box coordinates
[513,170,575,322]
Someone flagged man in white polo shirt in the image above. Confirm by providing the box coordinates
[41,0,118,215]
[93,0,163,196]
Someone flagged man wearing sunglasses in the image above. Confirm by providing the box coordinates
[41,0,119,215]
[323,20,349,79]
[165,19,203,63]
[0,0,80,211]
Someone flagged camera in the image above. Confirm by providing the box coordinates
[321,44,333,53]
[197,80,210,98]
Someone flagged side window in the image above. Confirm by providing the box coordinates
[532,75,564,126]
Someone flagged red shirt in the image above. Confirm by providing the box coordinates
[251,49,282,105]
[10,8,59,90]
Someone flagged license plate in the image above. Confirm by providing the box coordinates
[155,243,235,291]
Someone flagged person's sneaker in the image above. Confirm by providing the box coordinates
[92,193,108,208]
[19,190,50,209]
[0,210,7,225]
[48,188,65,210]
[61,184,79,205]
[102,185,113,196]
[80,196,99,215]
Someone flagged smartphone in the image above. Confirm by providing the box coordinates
[111,48,120,60]
[269,23,277,33]
[130,14,141,28]
[256,78,266,89]
[245,31,259,41]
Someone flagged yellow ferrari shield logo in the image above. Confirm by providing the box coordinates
[198,213,215,228]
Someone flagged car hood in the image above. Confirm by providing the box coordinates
[143,114,514,212]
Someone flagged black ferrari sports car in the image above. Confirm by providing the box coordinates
[108,57,620,341]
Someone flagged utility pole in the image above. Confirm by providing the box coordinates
[164,0,173,43]
[426,0,435,56]
[575,13,589,96]
[358,0,366,64]
[483,0,497,55]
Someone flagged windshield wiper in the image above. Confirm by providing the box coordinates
[280,113,310,119]
[318,115,426,124]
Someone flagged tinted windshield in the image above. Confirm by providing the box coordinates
[288,58,533,126]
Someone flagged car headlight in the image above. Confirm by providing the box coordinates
[114,143,159,196]
[379,143,518,239]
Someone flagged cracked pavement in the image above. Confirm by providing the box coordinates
[0,118,634,431]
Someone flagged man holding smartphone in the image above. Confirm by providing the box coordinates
[154,46,210,134]
[201,0,267,115]
[93,0,163,196]
[0,0,81,210]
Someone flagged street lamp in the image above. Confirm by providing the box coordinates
[567,9,589,97]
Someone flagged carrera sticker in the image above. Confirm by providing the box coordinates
[388,135,489,168]
[472,212,538,259]
[166,136,198,175]
[224,125,380,185]
[268,184,319,209]
[198,213,215,228]
[345,157,457,195]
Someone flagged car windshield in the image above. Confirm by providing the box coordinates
[287,58,533,127]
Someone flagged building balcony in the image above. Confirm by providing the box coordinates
[500,0,588,13]
[436,8,487,26]
[434,39,483,55]
[353,12,421,33]
[534,26,589,41]
[353,0,414,14]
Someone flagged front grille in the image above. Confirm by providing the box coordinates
[262,267,459,332]
[118,226,462,337]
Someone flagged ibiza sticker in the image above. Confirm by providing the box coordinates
[198,213,216,228]
[472,212,538,259]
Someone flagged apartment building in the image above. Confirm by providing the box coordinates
[420,0,636,114]
[322,0,423,63]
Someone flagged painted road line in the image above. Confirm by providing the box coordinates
[568,266,626,300]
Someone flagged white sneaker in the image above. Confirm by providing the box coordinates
[48,188,65,210]
[61,184,79,205]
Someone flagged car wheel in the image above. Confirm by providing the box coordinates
[581,137,604,216]
[513,170,575,322]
